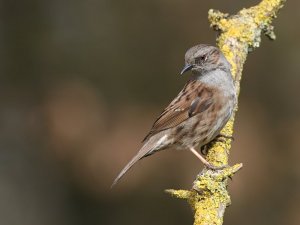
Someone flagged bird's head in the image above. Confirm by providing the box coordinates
[181,44,230,75]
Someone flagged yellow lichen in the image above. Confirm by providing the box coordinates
[167,164,242,225]
[165,189,192,199]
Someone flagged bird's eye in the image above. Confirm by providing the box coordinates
[201,55,207,61]
[195,55,207,64]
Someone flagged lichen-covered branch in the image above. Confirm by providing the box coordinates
[166,0,286,224]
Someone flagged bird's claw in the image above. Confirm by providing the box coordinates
[215,134,234,142]
[200,145,209,155]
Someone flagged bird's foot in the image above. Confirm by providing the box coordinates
[189,147,228,170]
[200,144,209,155]
[215,134,234,143]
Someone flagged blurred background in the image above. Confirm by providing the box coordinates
[0,0,299,224]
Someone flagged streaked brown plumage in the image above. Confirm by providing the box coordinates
[112,44,236,187]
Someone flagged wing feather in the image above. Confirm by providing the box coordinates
[143,79,215,142]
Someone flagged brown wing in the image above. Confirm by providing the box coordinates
[142,79,214,142]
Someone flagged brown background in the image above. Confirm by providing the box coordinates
[1,0,300,224]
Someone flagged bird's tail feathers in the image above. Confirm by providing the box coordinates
[111,142,155,188]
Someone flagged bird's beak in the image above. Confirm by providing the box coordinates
[180,64,194,75]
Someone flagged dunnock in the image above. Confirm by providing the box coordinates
[112,44,236,187]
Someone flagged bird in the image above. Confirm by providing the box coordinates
[112,44,236,187]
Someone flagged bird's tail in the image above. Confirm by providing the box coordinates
[111,141,155,188]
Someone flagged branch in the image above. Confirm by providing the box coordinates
[166,0,286,224]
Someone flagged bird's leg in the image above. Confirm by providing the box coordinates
[189,147,211,167]
[189,147,225,170]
